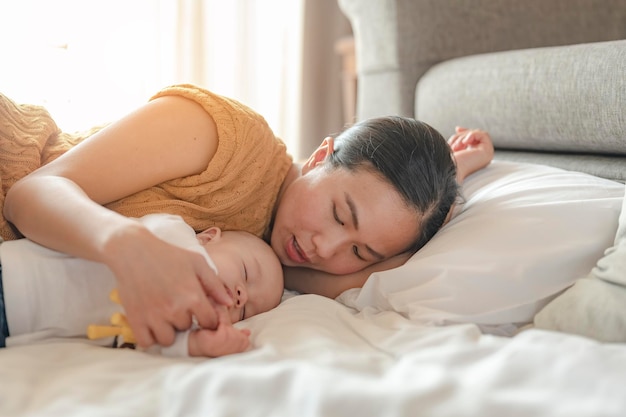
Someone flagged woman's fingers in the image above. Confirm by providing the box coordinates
[146,318,176,348]
[191,259,233,330]
[448,132,468,151]
[201,274,234,308]
[113,241,231,347]
[448,127,471,150]
[188,295,221,330]
[449,129,488,151]
[121,290,180,347]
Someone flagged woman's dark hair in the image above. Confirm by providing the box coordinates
[326,116,459,254]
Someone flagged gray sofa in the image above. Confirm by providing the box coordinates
[338,0,626,182]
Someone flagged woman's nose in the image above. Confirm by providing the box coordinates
[311,229,346,259]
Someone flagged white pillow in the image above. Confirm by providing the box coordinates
[338,161,625,336]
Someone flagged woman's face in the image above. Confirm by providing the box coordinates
[271,163,421,275]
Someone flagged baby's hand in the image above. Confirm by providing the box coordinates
[448,127,494,182]
[187,307,251,357]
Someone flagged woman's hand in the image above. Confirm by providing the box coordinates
[105,223,233,348]
[448,127,494,183]
[187,307,251,357]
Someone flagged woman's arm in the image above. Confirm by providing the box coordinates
[448,127,494,183]
[284,253,412,299]
[3,96,231,347]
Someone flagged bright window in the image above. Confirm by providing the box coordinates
[0,0,303,154]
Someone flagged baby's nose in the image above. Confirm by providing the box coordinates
[235,286,248,307]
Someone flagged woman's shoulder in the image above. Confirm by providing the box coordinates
[151,83,286,150]
[151,84,267,127]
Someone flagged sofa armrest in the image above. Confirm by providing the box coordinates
[339,0,626,120]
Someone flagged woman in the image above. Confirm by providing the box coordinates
[0,84,493,348]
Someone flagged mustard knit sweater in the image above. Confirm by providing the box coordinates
[0,84,293,241]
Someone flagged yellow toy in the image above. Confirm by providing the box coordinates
[87,289,136,345]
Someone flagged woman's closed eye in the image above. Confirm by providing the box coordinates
[352,245,365,261]
[333,204,344,226]
[334,204,367,262]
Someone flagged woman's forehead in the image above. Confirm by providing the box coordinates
[318,162,386,185]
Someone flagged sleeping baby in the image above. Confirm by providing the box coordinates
[0,213,284,357]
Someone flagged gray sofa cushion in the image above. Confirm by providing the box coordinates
[491,151,626,183]
[417,40,626,152]
[340,0,626,121]
[415,40,626,181]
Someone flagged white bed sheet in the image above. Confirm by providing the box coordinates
[1,292,625,417]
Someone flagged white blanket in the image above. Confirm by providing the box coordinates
[1,292,625,417]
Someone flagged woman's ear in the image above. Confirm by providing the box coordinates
[197,226,222,245]
[301,136,335,175]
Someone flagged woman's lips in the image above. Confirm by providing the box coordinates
[285,236,309,264]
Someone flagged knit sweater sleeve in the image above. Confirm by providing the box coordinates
[0,93,65,240]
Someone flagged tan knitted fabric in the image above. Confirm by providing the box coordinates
[108,84,293,238]
[0,85,293,241]
[0,94,92,240]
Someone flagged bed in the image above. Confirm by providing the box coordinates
[2,1,626,416]
[1,159,625,416]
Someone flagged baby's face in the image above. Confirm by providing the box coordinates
[197,228,284,324]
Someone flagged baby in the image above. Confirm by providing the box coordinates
[0,213,284,357]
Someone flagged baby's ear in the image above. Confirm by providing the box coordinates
[197,226,222,244]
